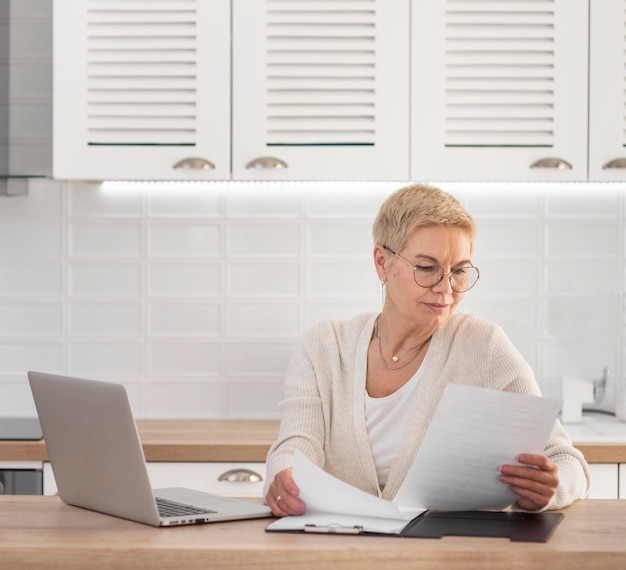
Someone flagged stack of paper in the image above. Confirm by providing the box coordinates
[267,384,562,535]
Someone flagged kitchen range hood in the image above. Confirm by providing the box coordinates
[0,0,52,196]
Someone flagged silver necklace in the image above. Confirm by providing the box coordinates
[375,318,430,371]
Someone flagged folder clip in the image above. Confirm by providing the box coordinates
[304,524,364,535]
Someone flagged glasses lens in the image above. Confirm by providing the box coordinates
[413,264,479,292]
[413,262,444,288]
[450,267,479,292]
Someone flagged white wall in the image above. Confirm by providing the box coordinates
[0,179,623,419]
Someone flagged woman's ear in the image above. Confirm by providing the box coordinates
[373,244,389,282]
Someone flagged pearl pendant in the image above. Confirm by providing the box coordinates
[391,355,399,362]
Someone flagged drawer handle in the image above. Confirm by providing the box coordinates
[245,156,288,170]
[603,158,626,170]
[529,157,573,170]
[218,468,263,483]
[173,157,216,170]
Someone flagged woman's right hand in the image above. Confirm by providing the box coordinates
[266,467,306,517]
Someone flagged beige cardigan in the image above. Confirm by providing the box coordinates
[265,312,590,510]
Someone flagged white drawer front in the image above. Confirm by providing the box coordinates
[147,462,266,498]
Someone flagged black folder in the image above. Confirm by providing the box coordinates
[399,510,564,542]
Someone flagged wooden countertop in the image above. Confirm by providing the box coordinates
[1,419,625,464]
[1,496,625,570]
[0,420,279,463]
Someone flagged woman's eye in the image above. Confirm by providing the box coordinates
[415,264,437,273]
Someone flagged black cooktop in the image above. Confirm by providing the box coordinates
[0,417,43,440]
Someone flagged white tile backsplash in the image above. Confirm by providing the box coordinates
[0,181,624,418]
[227,302,300,337]
[70,303,141,336]
[228,222,300,256]
[148,303,220,336]
[69,223,142,257]
[546,220,620,257]
[228,263,300,297]
[0,343,63,374]
[148,343,220,376]
[0,263,62,297]
[70,184,143,217]
[148,189,221,218]
[69,263,141,297]
[69,343,142,375]
[147,263,221,297]
[0,302,62,335]
[0,223,62,260]
[546,259,620,294]
[148,223,220,257]
[474,219,540,257]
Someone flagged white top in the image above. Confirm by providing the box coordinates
[365,366,424,488]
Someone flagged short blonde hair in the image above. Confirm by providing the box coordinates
[372,183,475,252]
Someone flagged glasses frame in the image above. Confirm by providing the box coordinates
[382,245,480,293]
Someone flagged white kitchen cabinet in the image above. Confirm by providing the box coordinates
[43,461,266,499]
[53,0,231,180]
[588,0,626,181]
[53,0,409,181]
[410,0,589,182]
[146,462,266,498]
[231,0,409,181]
[587,463,619,499]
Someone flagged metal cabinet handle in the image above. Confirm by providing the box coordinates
[245,156,288,170]
[529,158,573,170]
[602,158,626,170]
[217,468,263,483]
[173,157,216,170]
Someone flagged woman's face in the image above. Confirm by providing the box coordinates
[378,226,474,329]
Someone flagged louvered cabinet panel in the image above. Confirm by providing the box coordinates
[53,0,231,180]
[588,0,626,181]
[410,0,588,181]
[231,0,410,180]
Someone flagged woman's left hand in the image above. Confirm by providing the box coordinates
[499,453,559,511]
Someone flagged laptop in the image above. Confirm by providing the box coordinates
[27,371,272,527]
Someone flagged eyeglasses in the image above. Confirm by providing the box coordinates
[382,245,480,293]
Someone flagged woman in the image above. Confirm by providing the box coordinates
[264,183,590,517]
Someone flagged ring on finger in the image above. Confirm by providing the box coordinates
[276,495,282,505]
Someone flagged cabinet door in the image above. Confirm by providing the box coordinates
[146,462,267,498]
[588,0,626,181]
[232,0,410,181]
[43,461,267,498]
[410,0,588,181]
[53,0,231,180]
[587,463,619,499]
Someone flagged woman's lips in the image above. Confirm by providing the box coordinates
[425,302,448,313]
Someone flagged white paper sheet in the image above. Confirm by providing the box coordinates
[393,384,562,510]
[267,384,562,534]
[267,451,422,534]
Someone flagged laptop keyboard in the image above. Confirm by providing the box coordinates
[156,497,217,518]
